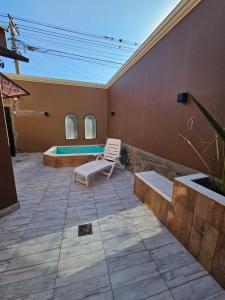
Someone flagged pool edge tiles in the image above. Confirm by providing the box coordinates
[43,145,104,168]
[54,145,104,155]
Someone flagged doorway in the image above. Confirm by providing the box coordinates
[4,106,16,156]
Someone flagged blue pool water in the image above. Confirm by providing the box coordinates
[51,145,104,155]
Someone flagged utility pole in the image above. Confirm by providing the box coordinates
[8,14,20,74]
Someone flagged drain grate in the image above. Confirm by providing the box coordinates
[78,223,93,237]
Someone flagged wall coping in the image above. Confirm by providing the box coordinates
[4,73,107,89]
[135,171,173,202]
[175,173,225,207]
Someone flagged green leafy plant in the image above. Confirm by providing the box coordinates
[181,92,225,195]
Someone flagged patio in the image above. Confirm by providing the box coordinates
[0,154,224,299]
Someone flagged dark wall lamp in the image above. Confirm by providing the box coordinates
[110,112,115,116]
[177,92,189,103]
[44,112,50,117]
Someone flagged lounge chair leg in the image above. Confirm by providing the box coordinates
[86,177,90,187]
[107,164,115,179]
[116,160,123,169]
[74,172,76,183]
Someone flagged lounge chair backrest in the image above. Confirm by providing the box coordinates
[103,138,121,162]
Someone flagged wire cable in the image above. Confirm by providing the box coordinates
[17,24,136,51]
[16,40,123,66]
[15,35,129,60]
[0,13,139,47]
[13,15,139,46]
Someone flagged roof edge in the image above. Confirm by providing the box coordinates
[106,0,202,88]
[4,73,107,89]
[0,72,30,99]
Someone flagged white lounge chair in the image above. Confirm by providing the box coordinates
[74,138,122,187]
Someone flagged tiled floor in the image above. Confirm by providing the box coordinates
[0,153,224,300]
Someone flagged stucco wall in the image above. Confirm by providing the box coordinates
[12,80,108,153]
[108,0,225,172]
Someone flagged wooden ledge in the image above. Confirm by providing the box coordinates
[135,171,173,202]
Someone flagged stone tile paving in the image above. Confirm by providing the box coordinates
[0,153,224,299]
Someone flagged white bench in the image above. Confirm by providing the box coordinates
[135,171,173,202]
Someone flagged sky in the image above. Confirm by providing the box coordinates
[0,0,181,84]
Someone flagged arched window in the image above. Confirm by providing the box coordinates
[85,114,96,139]
[65,113,78,139]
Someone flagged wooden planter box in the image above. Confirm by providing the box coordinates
[134,172,225,289]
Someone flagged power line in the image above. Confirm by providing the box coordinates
[17,30,134,54]
[17,24,136,51]
[1,12,135,79]
[43,48,123,65]
[1,13,137,53]
[0,13,139,47]
[3,13,135,64]
[17,40,123,65]
[49,54,105,82]
[43,52,120,68]
[14,15,139,47]
[15,34,129,60]
[15,39,123,68]
[17,30,132,54]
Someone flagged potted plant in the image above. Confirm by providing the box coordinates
[180,92,225,196]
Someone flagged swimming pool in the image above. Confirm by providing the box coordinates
[43,145,104,167]
[51,145,104,155]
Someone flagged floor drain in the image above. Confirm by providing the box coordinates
[78,223,93,236]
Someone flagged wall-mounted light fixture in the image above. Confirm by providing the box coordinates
[110,112,115,116]
[177,92,188,103]
[44,112,50,117]
[12,97,19,114]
